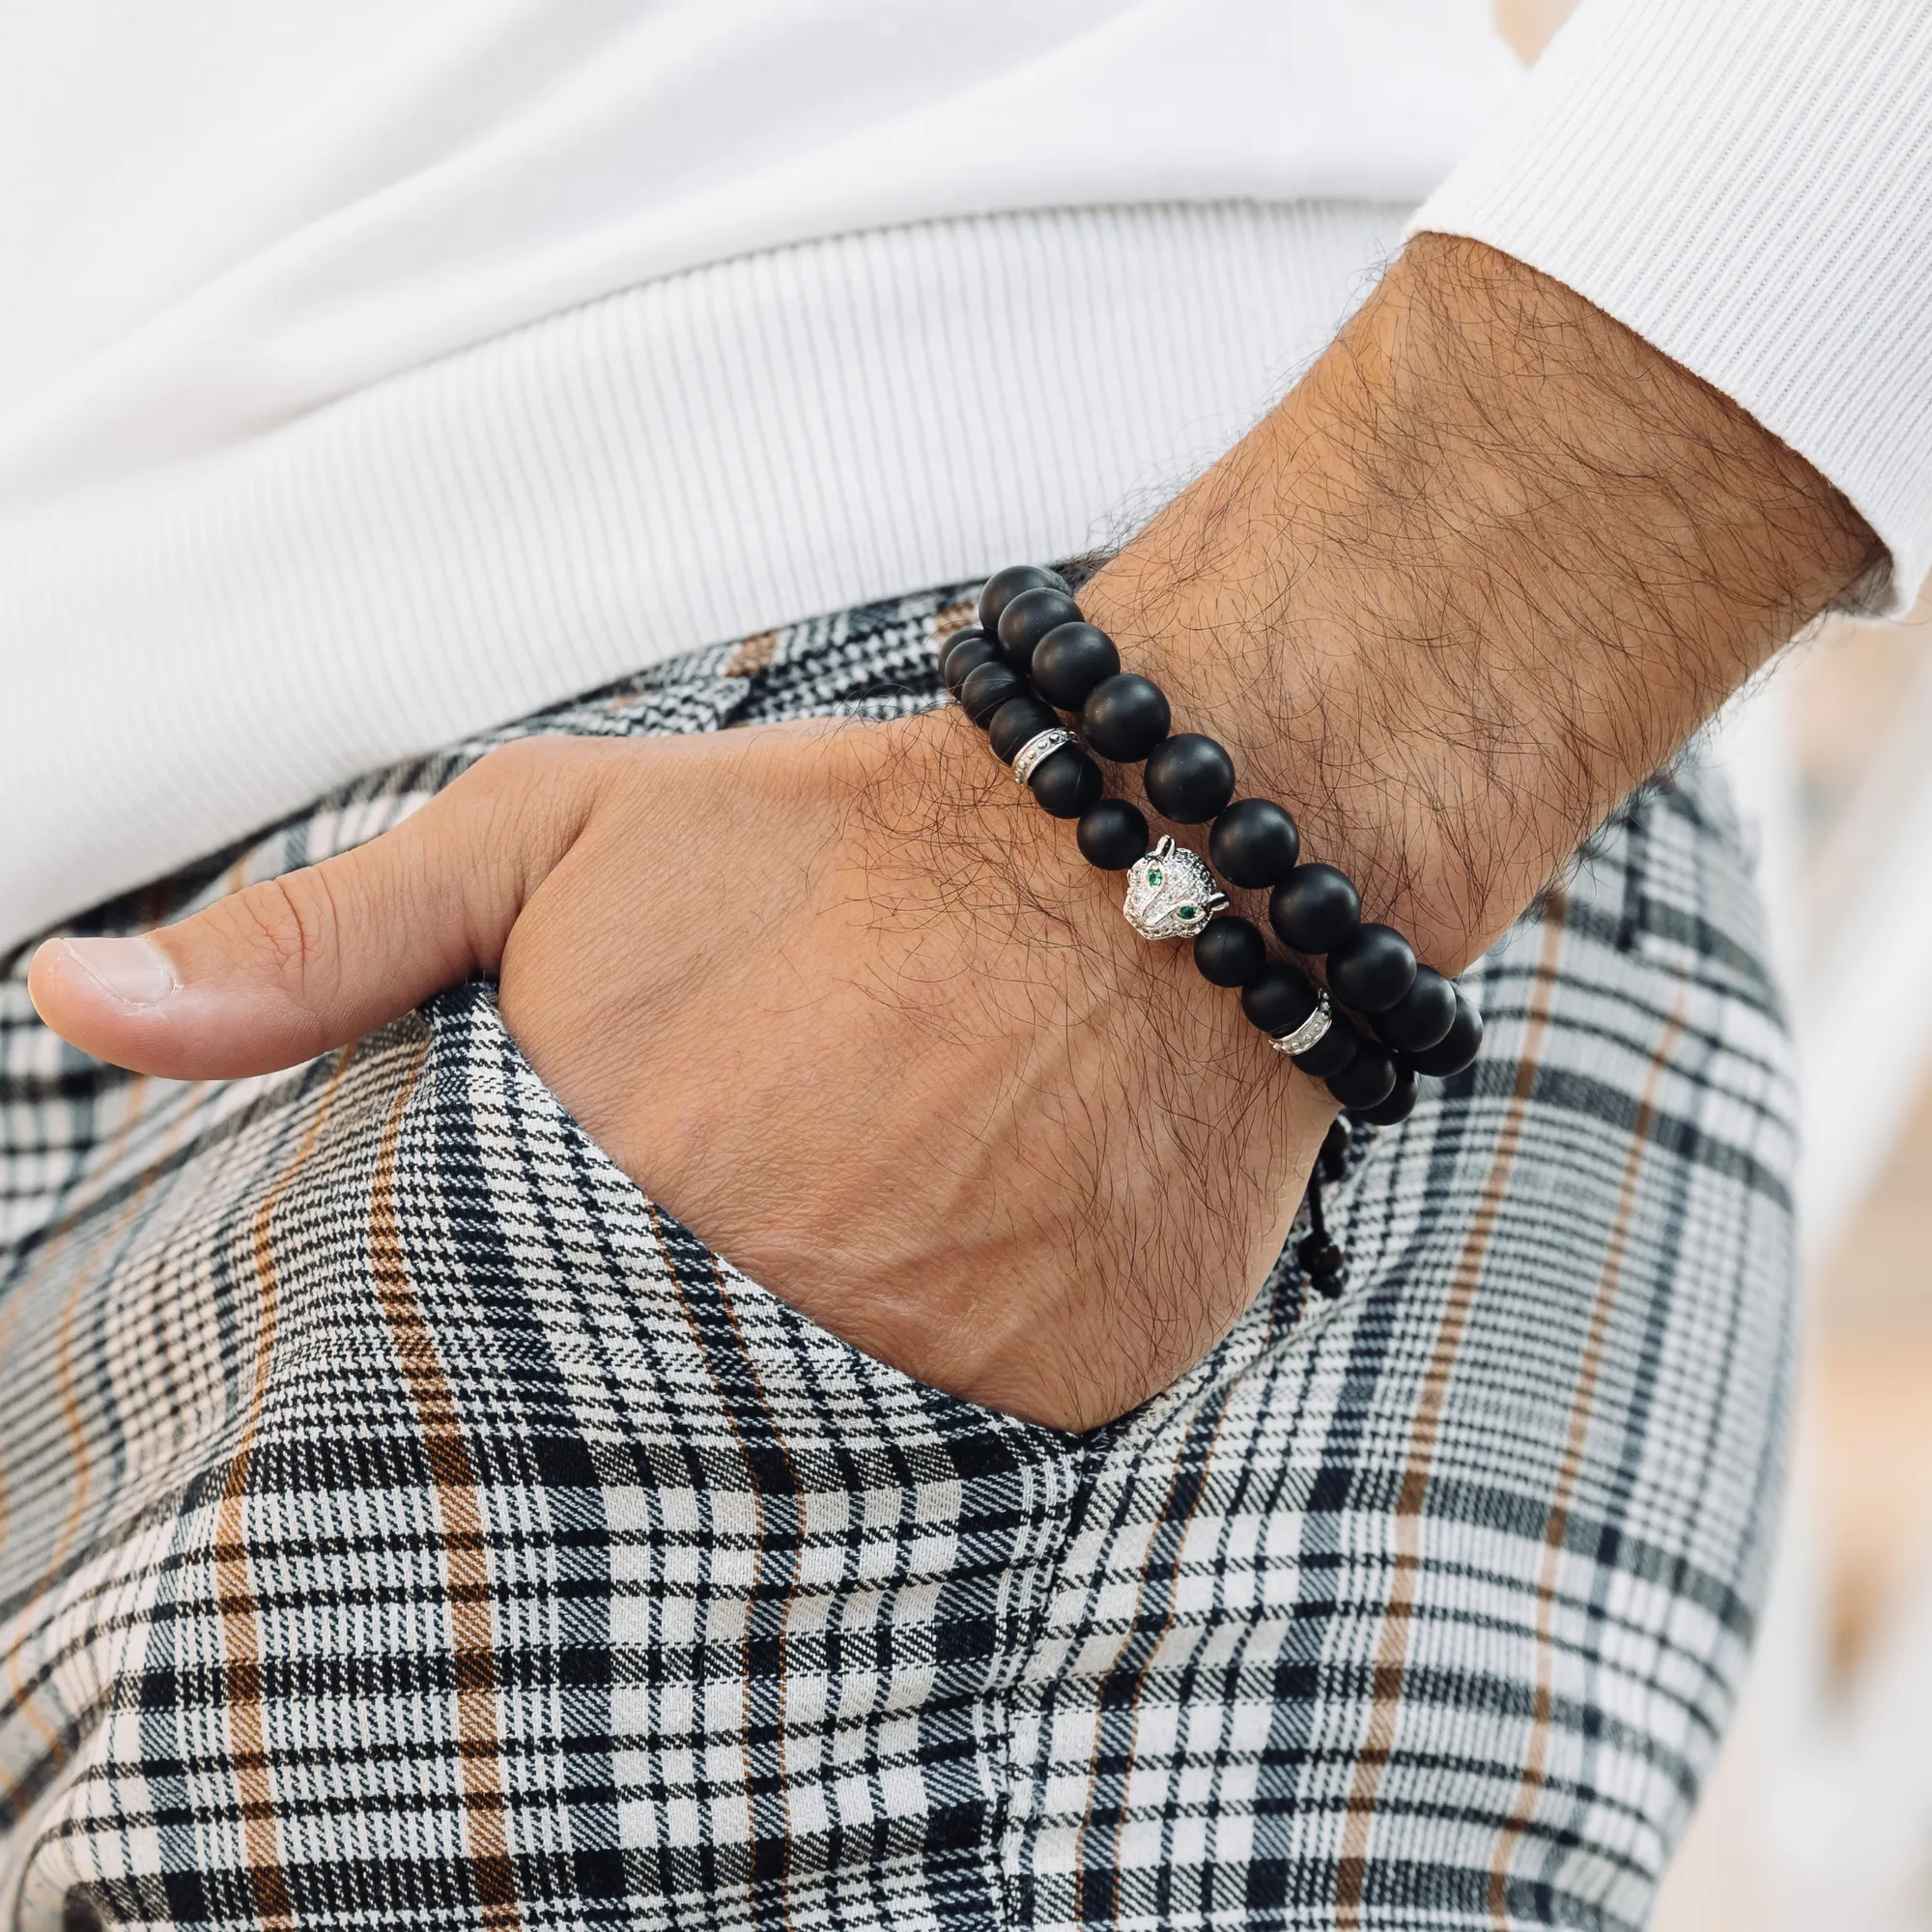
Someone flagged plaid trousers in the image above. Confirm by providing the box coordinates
[0,586,1795,1930]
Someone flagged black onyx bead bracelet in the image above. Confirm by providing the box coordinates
[941,565,1484,1134]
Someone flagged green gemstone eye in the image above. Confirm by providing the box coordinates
[1179,904,1197,921]
[1148,867,1162,884]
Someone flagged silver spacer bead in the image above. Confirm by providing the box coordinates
[1011,727,1075,786]
[1269,993,1334,1057]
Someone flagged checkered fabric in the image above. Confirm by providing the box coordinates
[0,585,1795,1931]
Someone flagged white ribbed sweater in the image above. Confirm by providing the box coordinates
[2,203,1409,951]
[5,0,1931,952]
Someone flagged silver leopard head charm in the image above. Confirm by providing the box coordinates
[1122,837,1229,941]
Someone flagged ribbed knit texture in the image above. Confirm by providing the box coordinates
[1413,0,1932,616]
[0,201,1402,954]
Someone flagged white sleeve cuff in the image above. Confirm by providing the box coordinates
[1411,0,1932,617]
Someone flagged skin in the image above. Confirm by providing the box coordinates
[27,237,1880,1429]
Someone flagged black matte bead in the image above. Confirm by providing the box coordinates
[1209,799,1300,889]
[1403,992,1484,1077]
[938,626,988,681]
[1298,1236,1346,1281]
[1194,916,1266,988]
[1240,961,1321,1037]
[1293,1013,1358,1079]
[1082,674,1171,762]
[977,564,1068,639]
[987,696,1062,765]
[958,659,1025,727]
[1076,799,1150,869]
[1029,745,1105,818]
[1310,1267,1347,1300]
[1327,923,1417,1014]
[1348,1065,1418,1127]
[1144,733,1236,824]
[1268,865,1361,954]
[942,633,1000,695]
[1373,966,1457,1052]
[1032,623,1121,710]
[997,586,1083,674]
[1325,1039,1396,1110]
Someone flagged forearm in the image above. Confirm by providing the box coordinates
[1081,234,1881,970]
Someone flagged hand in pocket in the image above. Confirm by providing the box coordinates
[28,713,1332,1428]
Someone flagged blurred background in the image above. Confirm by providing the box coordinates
[1644,589,1932,1932]
[1487,3,1932,1922]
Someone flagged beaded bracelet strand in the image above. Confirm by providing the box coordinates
[938,565,1485,1133]
[940,567,1488,1299]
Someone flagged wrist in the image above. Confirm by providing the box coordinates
[852,703,1328,1114]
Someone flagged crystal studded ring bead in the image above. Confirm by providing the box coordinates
[1122,836,1229,941]
[1010,727,1075,786]
[1267,992,1334,1057]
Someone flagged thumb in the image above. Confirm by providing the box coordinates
[27,739,601,1080]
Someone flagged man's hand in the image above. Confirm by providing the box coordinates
[26,237,1880,1429]
[29,714,1335,1430]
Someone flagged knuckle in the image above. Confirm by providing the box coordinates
[464,733,613,852]
[231,868,343,993]
[470,736,547,789]
[469,733,587,797]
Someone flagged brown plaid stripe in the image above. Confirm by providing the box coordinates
[0,587,1794,1929]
